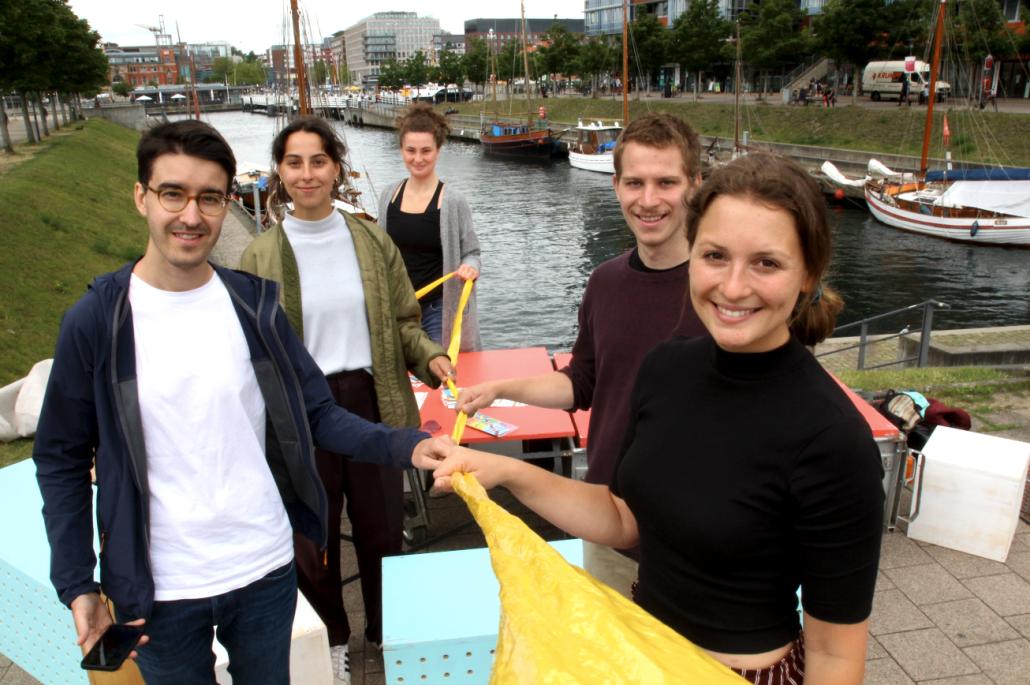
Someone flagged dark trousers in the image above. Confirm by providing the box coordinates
[293,369,404,646]
[119,561,297,685]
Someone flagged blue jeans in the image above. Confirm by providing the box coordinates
[421,299,443,345]
[119,560,297,685]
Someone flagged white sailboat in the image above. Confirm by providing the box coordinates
[568,0,628,174]
[827,0,1030,246]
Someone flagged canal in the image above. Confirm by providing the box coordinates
[194,111,1030,352]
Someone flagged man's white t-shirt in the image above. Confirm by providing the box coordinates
[129,271,294,601]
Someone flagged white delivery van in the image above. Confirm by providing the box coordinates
[863,60,951,101]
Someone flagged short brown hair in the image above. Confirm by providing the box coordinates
[686,153,843,346]
[613,112,701,179]
[396,102,450,148]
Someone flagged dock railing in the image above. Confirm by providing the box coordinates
[816,299,950,370]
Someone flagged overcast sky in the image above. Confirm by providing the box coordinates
[67,0,586,55]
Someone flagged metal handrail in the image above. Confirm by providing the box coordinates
[817,299,950,370]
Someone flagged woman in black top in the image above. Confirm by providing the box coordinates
[432,154,884,684]
[377,103,482,348]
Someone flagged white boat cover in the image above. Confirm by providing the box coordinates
[938,180,1030,218]
[820,161,866,187]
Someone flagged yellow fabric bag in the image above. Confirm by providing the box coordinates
[451,472,747,684]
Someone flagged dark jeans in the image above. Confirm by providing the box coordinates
[119,560,297,685]
[294,368,403,646]
[420,298,443,345]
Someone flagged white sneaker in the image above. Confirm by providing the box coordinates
[330,644,351,685]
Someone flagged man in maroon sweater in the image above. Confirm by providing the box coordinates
[457,113,707,594]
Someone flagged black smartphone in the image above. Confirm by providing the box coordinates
[80,623,144,671]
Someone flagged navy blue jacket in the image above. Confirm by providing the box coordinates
[33,262,427,620]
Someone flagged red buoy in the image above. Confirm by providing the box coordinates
[834,188,845,200]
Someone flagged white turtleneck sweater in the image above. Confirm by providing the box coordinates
[282,211,373,375]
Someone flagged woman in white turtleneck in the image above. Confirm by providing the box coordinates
[239,116,451,684]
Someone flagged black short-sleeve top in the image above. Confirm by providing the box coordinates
[612,335,884,654]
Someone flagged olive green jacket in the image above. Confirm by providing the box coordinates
[238,210,445,429]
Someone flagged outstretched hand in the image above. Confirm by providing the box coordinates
[455,382,498,416]
[431,446,511,494]
[71,592,148,660]
[411,435,456,470]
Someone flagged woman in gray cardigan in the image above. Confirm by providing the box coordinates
[378,102,482,351]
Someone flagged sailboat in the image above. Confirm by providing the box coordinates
[480,1,565,158]
[848,0,1030,246]
[568,1,628,174]
[568,1,629,174]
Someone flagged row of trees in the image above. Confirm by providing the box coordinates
[0,0,108,153]
[371,0,1028,101]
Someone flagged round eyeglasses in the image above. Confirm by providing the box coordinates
[145,186,230,216]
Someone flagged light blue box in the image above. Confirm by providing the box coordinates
[382,539,583,685]
[0,458,96,684]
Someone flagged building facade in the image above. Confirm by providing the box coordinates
[105,44,180,87]
[464,18,585,48]
[584,0,828,37]
[343,12,442,87]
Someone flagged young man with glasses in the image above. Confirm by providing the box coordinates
[33,120,450,684]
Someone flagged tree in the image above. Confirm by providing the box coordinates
[463,37,489,94]
[312,59,330,86]
[208,56,234,83]
[112,81,131,97]
[438,46,464,86]
[669,0,730,101]
[538,23,580,91]
[575,37,610,98]
[953,0,1010,99]
[405,50,430,88]
[496,40,522,97]
[234,61,266,86]
[629,12,667,95]
[814,0,893,103]
[0,0,106,148]
[377,59,405,90]
[740,0,812,94]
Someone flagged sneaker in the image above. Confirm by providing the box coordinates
[330,644,350,685]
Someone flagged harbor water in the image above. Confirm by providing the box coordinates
[194,111,1030,351]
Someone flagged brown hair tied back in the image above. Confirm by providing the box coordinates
[686,153,843,346]
[396,102,451,149]
[266,115,351,221]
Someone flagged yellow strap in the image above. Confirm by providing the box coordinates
[443,279,475,443]
[415,271,457,300]
[447,279,475,365]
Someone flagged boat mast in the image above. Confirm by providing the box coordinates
[290,0,311,116]
[490,30,497,114]
[622,0,629,125]
[920,0,946,177]
[521,0,534,125]
[734,20,742,154]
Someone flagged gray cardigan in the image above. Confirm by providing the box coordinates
[378,180,482,351]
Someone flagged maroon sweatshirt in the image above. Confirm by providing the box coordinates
[559,249,706,484]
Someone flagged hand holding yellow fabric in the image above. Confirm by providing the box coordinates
[451,472,746,684]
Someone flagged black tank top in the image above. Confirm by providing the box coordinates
[386,180,445,303]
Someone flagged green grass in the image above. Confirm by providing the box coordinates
[452,99,1030,166]
[0,119,144,386]
[0,439,33,469]
[836,366,1030,433]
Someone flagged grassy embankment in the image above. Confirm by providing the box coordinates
[453,98,1030,167]
[0,119,144,466]
[837,366,1030,434]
